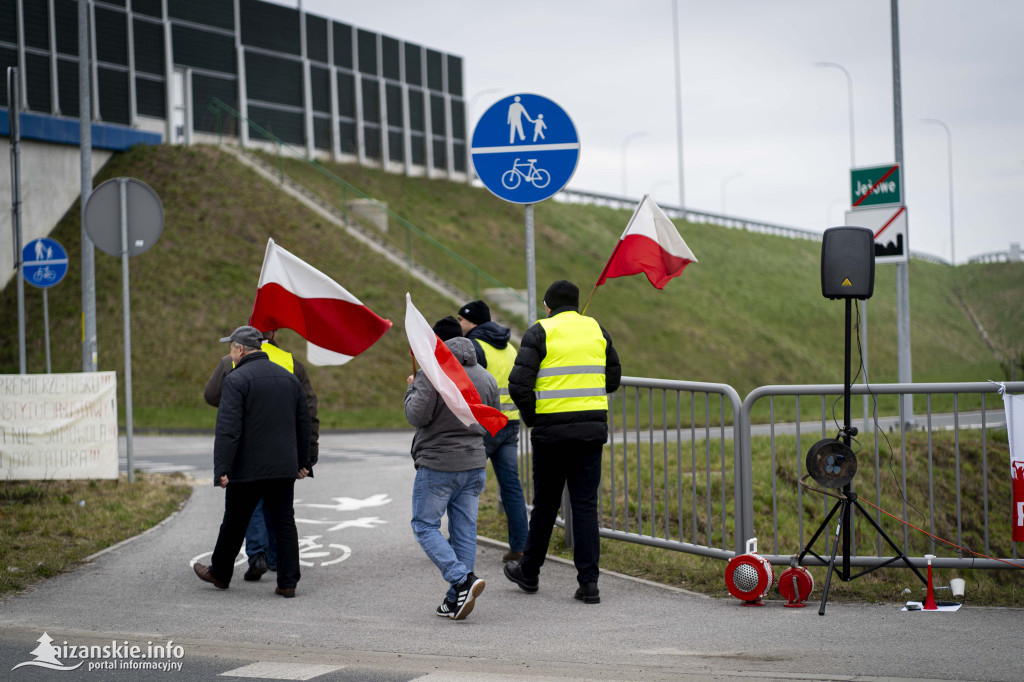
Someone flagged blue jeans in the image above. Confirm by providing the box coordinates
[245,500,277,570]
[410,466,486,601]
[484,421,528,553]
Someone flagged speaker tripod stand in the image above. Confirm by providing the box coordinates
[797,298,927,615]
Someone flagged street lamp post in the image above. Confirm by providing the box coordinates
[621,131,648,197]
[720,171,741,215]
[671,0,685,208]
[816,60,869,430]
[922,118,955,265]
[814,61,855,167]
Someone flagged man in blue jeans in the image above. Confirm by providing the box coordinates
[404,319,499,620]
[458,300,529,562]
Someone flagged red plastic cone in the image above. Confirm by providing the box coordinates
[923,554,938,610]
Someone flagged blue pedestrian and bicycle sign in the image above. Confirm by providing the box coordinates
[22,238,68,289]
[471,93,580,204]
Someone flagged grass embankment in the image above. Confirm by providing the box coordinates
[478,428,1024,607]
[0,473,193,596]
[2,144,1019,430]
[0,145,458,430]
[955,262,1024,378]
[274,154,1020,389]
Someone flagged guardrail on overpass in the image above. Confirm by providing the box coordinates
[556,188,951,265]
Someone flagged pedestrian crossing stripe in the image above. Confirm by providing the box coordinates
[219,661,344,679]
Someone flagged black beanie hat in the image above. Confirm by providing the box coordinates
[543,280,579,311]
[432,316,463,342]
[458,300,491,325]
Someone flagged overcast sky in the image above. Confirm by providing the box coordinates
[276,0,1023,264]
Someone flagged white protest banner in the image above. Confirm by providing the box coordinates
[0,372,119,480]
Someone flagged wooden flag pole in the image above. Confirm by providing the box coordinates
[580,282,600,316]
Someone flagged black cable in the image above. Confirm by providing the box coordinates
[853,300,926,524]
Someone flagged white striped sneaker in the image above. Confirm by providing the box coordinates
[436,598,458,617]
[451,572,485,621]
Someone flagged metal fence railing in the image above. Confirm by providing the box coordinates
[738,381,1024,569]
[517,379,1023,570]
[520,377,746,558]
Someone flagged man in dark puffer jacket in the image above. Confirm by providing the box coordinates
[193,326,311,598]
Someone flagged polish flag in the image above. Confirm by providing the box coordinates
[249,239,392,366]
[405,293,507,437]
[596,194,697,289]
[1005,389,1024,541]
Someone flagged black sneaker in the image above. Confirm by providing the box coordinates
[452,572,485,620]
[503,561,539,593]
[243,553,268,582]
[575,582,600,604]
[436,598,458,618]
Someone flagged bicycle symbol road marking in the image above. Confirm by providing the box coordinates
[189,536,353,569]
[294,493,391,512]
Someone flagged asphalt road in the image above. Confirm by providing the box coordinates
[0,432,1019,681]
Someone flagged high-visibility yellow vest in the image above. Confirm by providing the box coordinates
[535,312,608,414]
[233,342,294,374]
[262,342,295,374]
[478,339,520,422]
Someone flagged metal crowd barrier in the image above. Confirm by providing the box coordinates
[516,379,1023,570]
[519,376,745,558]
[738,381,1024,569]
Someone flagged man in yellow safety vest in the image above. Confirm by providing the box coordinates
[503,280,621,604]
[457,300,529,563]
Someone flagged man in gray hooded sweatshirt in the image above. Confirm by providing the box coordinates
[405,319,500,621]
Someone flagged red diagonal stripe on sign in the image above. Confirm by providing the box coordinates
[853,165,899,207]
[874,206,906,239]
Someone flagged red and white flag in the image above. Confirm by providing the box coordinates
[1004,388,1024,542]
[249,239,392,365]
[405,293,507,437]
[596,194,697,289]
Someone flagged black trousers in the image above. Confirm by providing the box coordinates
[210,478,300,589]
[521,440,603,584]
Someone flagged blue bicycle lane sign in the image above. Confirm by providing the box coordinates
[471,93,580,204]
[22,237,69,289]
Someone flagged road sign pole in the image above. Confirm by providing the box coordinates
[9,67,26,374]
[80,0,97,373]
[119,178,135,483]
[43,289,51,373]
[891,0,913,421]
[525,204,537,327]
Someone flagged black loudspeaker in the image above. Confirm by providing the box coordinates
[821,226,875,300]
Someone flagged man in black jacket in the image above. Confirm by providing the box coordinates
[503,280,621,604]
[193,326,311,598]
[203,328,319,582]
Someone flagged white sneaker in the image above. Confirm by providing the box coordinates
[452,573,485,620]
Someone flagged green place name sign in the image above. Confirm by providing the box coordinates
[850,164,901,208]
